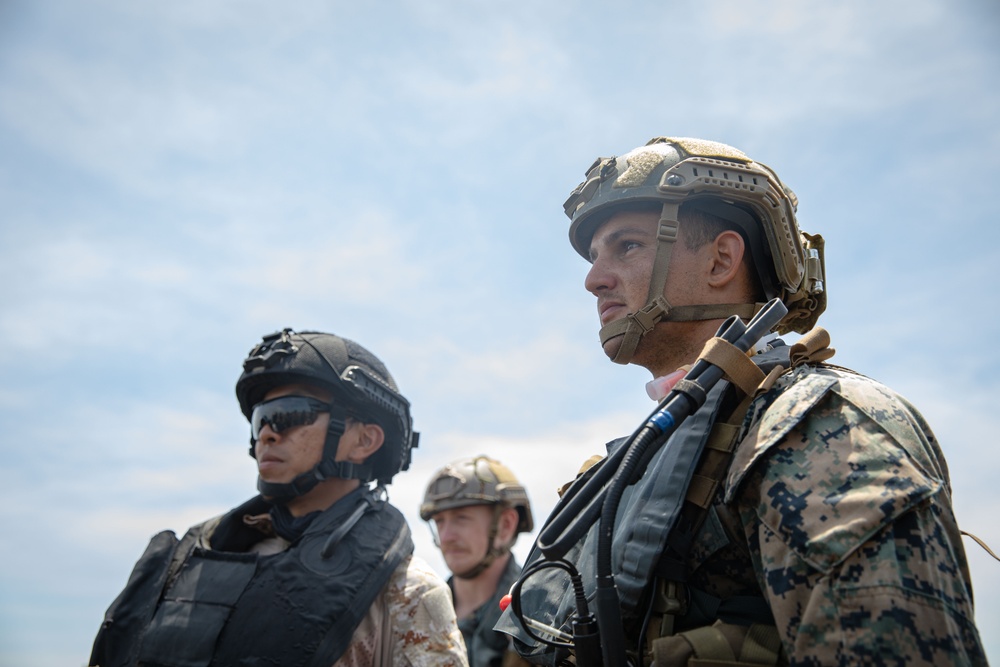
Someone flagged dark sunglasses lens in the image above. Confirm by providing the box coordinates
[251,396,328,440]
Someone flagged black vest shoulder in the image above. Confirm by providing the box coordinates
[90,489,413,667]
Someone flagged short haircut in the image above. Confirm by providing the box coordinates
[680,203,764,301]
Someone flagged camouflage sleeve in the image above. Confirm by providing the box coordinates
[387,555,470,667]
[730,367,987,666]
[334,555,468,667]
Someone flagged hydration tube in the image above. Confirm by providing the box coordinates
[513,298,789,666]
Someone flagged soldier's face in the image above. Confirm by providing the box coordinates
[585,210,658,337]
[585,209,710,372]
[253,383,333,484]
[433,505,494,576]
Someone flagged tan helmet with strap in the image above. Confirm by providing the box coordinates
[564,137,826,364]
[421,455,533,578]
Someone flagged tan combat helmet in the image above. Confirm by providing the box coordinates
[421,455,533,578]
[564,136,827,364]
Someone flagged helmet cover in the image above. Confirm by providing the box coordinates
[564,137,826,339]
[420,455,533,535]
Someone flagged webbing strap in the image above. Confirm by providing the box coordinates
[598,301,760,362]
[648,204,680,308]
[739,624,782,664]
[685,422,743,509]
[758,365,785,394]
[599,296,673,363]
[597,304,760,346]
[706,422,741,453]
[751,325,833,396]
[685,474,717,510]
[599,303,657,343]
[698,338,766,396]
[665,303,759,322]
[684,625,736,661]
[789,327,835,366]
[961,530,1000,562]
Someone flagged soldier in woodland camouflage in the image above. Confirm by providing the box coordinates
[731,366,979,662]
[496,137,986,666]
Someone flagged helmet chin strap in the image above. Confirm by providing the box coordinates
[598,202,758,365]
[255,404,375,503]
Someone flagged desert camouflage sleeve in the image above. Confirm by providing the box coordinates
[335,554,469,667]
[389,555,469,666]
[730,367,988,666]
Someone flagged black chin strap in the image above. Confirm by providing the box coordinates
[256,404,374,503]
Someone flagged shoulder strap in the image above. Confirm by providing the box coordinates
[303,496,413,667]
[652,389,751,640]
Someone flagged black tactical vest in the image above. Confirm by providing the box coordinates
[90,489,413,667]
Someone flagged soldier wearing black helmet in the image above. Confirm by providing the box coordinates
[497,138,987,666]
[421,456,534,667]
[90,328,469,667]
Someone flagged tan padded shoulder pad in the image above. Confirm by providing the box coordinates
[699,337,766,396]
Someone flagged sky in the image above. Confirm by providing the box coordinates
[1,0,998,664]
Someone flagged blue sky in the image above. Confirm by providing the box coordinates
[1,1,998,664]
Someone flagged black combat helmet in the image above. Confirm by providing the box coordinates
[236,328,417,499]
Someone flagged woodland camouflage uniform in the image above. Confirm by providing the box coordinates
[496,137,987,666]
[695,363,985,665]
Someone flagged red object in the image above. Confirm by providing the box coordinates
[499,594,511,611]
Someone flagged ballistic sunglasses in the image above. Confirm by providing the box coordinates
[250,395,331,442]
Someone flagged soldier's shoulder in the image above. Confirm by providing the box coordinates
[388,555,469,665]
[389,554,448,597]
[725,364,946,572]
[729,364,941,492]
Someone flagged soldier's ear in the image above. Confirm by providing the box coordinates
[707,230,745,289]
[343,422,385,463]
[496,507,519,545]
